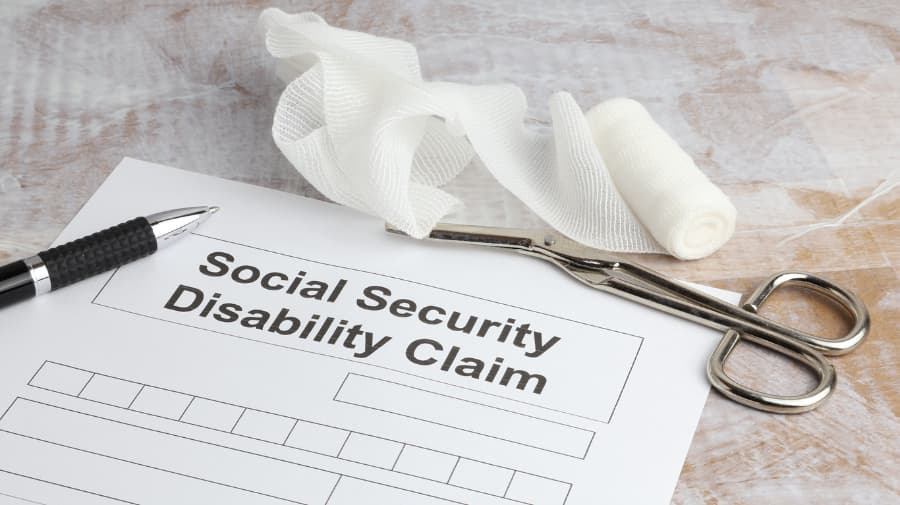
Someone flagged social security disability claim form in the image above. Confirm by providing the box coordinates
[0,158,738,505]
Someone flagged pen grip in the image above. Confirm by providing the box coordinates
[39,217,158,289]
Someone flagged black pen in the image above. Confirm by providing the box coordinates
[0,206,218,309]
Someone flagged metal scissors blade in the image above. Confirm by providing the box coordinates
[386,222,871,414]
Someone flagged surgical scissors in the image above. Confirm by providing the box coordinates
[386,222,870,414]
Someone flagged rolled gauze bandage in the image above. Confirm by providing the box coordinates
[586,98,737,260]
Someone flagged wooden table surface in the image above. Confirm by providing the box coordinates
[2,1,898,503]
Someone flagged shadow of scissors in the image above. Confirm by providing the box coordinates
[387,223,870,414]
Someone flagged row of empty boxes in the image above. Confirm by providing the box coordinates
[29,362,571,505]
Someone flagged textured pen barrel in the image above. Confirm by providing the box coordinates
[39,217,158,290]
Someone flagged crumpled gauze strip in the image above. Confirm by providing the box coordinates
[259,9,735,259]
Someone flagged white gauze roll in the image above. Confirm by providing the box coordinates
[586,98,736,260]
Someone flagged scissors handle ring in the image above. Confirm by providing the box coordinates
[706,271,869,414]
[741,271,870,355]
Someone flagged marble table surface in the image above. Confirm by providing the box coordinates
[1,1,898,503]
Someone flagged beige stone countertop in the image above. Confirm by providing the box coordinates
[1,1,898,503]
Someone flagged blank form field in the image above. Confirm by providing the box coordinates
[335,374,595,458]
[0,398,339,505]
[0,467,137,505]
[0,432,290,505]
[327,477,457,505]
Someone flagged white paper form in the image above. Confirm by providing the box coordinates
[0,158,739,505]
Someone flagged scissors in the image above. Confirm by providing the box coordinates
[386,222,870,414]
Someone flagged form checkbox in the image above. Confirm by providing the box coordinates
[505,472,571,505]
[180,398,243,432]
[393,445,458,482]
[449,459,513,496]
[284,420,349,456]
[338,433,403,469]
[80,375,142,407]
[130,386,194,420]
[232,409,295,443]
[28,362,93,396]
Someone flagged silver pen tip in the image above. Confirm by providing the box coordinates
[148,206,218,247]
